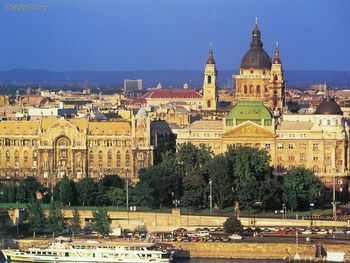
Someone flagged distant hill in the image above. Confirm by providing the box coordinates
[0,69,350,89]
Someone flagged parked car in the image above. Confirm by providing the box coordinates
[229,234,243,240]
[173,228,188,237]
[316,229,328,235]
[301,229,312,235]
[275,229,286,235]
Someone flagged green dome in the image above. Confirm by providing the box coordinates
[226,100,272,126]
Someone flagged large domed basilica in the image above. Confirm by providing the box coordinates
[234,19,285,112]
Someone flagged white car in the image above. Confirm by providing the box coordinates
[229,234,243,240]
[301,229,312,235]
[316,229,328,235]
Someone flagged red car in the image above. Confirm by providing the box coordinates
[275,229,286,235]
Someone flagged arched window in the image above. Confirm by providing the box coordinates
[264,86,268,93]
[207,100,211,108]
[237,85,241,93]
[313,165,319,174]
[244,85,248,94]
[208,75,212,84]
[116,151,121,168]
[125,151,130,168]
[98,150,103,160]
[256,85,261,94]
[107,150,112,160]
[249,85,253,94]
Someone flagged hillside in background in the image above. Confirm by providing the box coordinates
[0,69,350,90]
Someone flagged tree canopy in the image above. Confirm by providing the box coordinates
[282,166,321,211]
[16,176,41,203]
[27,200,45,237]
[47,201,65,237]
[92,208,111,236]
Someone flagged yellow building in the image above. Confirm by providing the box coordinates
[0,109,174,185]
[177,99,350,199]
[0,96,9,108]
[234,20,285,111]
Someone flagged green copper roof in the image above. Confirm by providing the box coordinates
[226,100,272,126]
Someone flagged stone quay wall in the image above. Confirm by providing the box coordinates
[6,208,349,232]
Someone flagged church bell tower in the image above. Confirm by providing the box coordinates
[268,42,285,111]
[202,45,218,110]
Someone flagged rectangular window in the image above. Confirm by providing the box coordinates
[277,143,284,150]
[300,153,306,161]
[300,143,307,149]
[288,156,295,161]
[288,143,295,149]
[265,144,271,150]
[313,144,319,150]
[313,156,319,161]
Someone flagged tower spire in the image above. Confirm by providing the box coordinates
[251,18,262,48]
[273,41,281,64]
[207,43,215,64]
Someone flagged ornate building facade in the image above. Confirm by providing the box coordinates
[234,20,285,111]
[177,99,350,200]
[0,110,175,185]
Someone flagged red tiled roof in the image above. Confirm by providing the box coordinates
[143,89,202,99]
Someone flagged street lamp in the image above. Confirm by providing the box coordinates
[333,171,337,221]
[209,179,213,214]
[172,192,180,208]
[310,203,314,227]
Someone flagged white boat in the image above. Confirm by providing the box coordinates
[1,237,173,263]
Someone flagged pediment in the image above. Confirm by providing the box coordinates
[40,118,85,143]
[46,118,80,134]
[222,122,275,139]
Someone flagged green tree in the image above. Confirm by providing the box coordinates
[282,166,321,211]
[54,175,73,206]
[94,175,124,206]
[134,152,182,208]
[70,209,81,236]
[76,177,96,206]
[47,201,65,237]
[177,143,212,208]
[223,215,243,234]
[3,184,16,203]
[92,208,111,236]
[208,155,234,212]
[228,146,273,210]
[105,188,126,207]
[27,200,44,237]
[16,176,41,203]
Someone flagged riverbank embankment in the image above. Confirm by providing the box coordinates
[13,238,350,260]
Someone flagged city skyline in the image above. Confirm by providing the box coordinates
[1,0,350,72]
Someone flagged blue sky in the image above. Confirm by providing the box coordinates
[0,0,349,71]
